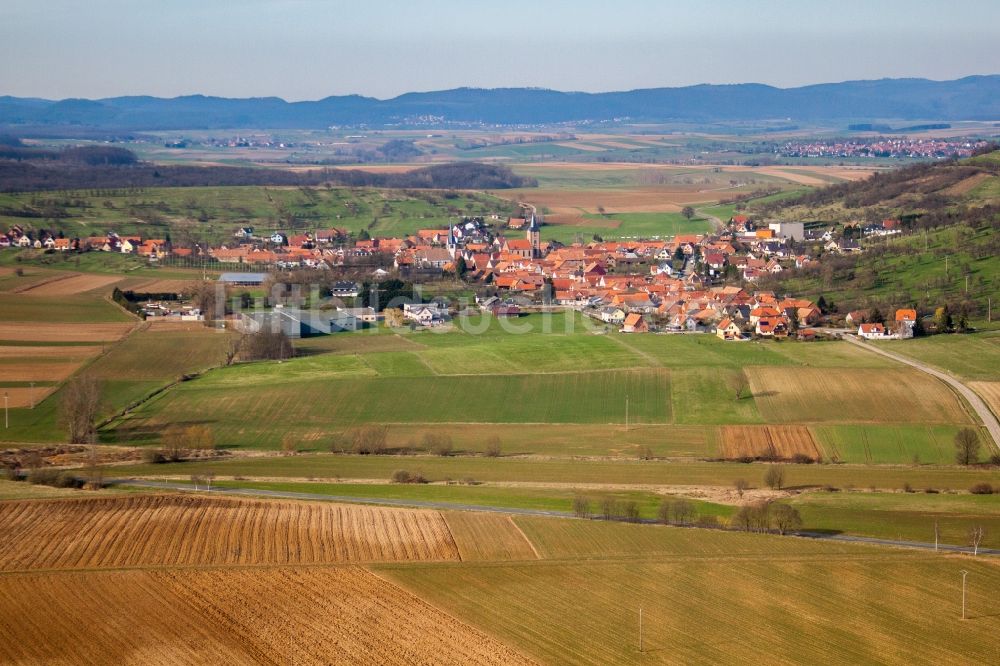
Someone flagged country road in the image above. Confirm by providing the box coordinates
[116,478,999,557]
[843,335,1000,452]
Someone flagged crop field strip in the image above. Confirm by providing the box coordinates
[0,494,461,571]
[719,425,822,460]
[445,511,540,561]
[746,367,972,424]
[0,566,535,665]
[17,272,124,296]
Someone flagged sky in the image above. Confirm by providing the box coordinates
[2,0,999,100]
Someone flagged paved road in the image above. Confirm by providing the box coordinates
[116,479,998,557]
[843,334,1000,452]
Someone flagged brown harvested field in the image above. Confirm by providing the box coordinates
[445,512,540,561]
[719,425,822,460]
[127,278,199,293]
[0,567,533,665]
[20,273,123,296]
[0,385,57,407]
[0,322,134,342]
[970,381,1000,416]
[0,344,101,358]
[0,494,460,570]
[0,360,84,382]
[746,367,971,424]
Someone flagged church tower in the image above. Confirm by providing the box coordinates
[527,213,540,258]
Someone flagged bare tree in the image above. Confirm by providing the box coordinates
[573,495,591,518]
[186,425,215,455]
[600,497,618,521]
[352,425,388,455]
[85,446,104,490]
[732,501,771,532]
[424,433,454,456]
[764,465,786,490]
[484,436,502,458]
[224,334,243,366]
[734,478,749,499]
[281,433,298,456]
[657,498,672,525]
[59,375,101,444]
[673,499,695,524]
[771,504,803,535]
[242,329,293,361]
[968,525,985,556]
[160,425,188,462]
[727,371,749,401]
[187,280,223,326]
[954,428,982,465]
[622,501,640,523]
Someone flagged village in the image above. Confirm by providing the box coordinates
[2,209,919,341]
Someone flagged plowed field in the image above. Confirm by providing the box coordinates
[20,273,122,296]
[0,494,460,570]
[719,425,822,460]
[0,567,533,665]
[0,322,133,342]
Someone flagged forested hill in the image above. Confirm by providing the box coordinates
[2,76,1000,129]
[0,145,535,192]
[758,146,1000,223]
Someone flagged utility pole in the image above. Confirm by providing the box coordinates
[638,607,643,654]
[945,256,949,280]
[965,275,969,294]
[960,570,969,620]
[934,521,939,553]
[988,297,992,324]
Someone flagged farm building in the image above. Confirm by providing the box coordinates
[243,307,359,338]
[219,272,268,287]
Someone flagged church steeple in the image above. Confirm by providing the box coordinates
[527,213,540,258]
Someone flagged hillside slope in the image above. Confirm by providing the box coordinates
[757,149,1000,317]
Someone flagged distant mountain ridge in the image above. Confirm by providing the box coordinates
[2,76,1000,129]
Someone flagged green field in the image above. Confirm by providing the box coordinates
[94,315,981,459]
[541,212,714,243]
[814,424,974,465]
[0,293,133,323]
[110,453,1000,490]
[786,490,1000,549]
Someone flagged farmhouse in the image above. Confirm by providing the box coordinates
[403,302,446,326]
[858,322,889,339]
[716,318,745,341]
[621,313,649,333]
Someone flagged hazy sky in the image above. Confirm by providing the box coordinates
[2,0,999,100]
